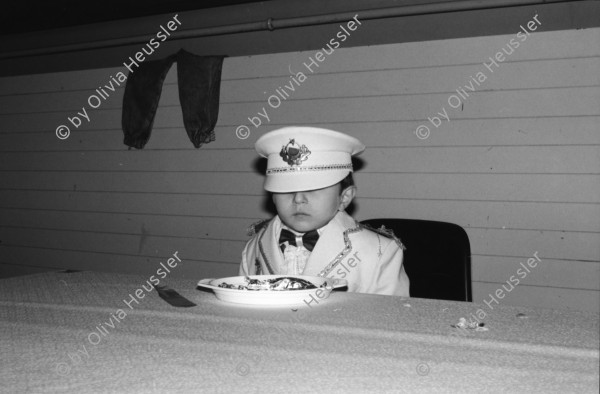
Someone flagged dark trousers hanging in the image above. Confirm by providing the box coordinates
[121,50,225,149]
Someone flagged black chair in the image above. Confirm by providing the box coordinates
[361,218,472,302]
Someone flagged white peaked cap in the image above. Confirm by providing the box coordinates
[255,126,365,193]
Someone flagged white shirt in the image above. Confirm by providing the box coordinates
[279,226,323,275]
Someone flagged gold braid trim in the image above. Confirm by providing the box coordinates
[257,230,275,275]
[316,223,362,278]
[246,218,275,274]
[267,163,352,174]
[359,222,406,251]
[246,218,271,236]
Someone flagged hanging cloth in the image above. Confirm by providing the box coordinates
[121,49,225,149]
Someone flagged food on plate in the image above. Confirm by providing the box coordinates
[218,276,322,291]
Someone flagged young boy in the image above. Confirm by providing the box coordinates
[239,126,409,296]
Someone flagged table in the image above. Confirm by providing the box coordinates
[1,271,598,393]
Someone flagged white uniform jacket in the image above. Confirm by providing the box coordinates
[239,211,410,296]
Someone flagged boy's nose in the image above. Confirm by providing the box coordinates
[293,192,307,204]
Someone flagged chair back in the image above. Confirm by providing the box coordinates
[361,218,472,301]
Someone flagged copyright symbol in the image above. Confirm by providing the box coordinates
[55,362,71,376]
[56,125,70,140]
[416,363,430,376]
[415,125,430,140]
[235,362,250,376]
[236,125,250,140]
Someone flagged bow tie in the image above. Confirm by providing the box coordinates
[279,228,320,253]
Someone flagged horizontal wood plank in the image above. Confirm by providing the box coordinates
[0,246,239,279]
[0,145,597,174]
[1,173,599,206]
[1,220,597,263]
[1,86,599,133]
[472,255,599,291]
[2,195,598,234]
[2,117,600,151]
[0,227,245,262]
[472,282,599,313]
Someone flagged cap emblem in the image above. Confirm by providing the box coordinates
[279,138,311,166]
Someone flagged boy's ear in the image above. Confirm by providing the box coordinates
[339,185,356,211]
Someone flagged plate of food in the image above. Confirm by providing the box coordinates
[197,275,347,306]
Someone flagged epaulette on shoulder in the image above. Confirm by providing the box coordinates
[246,218,271,236]
[359,222,406,250]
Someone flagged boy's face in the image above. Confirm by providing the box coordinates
[272,183,356,233]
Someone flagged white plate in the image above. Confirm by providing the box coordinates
[197,275,347,306]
